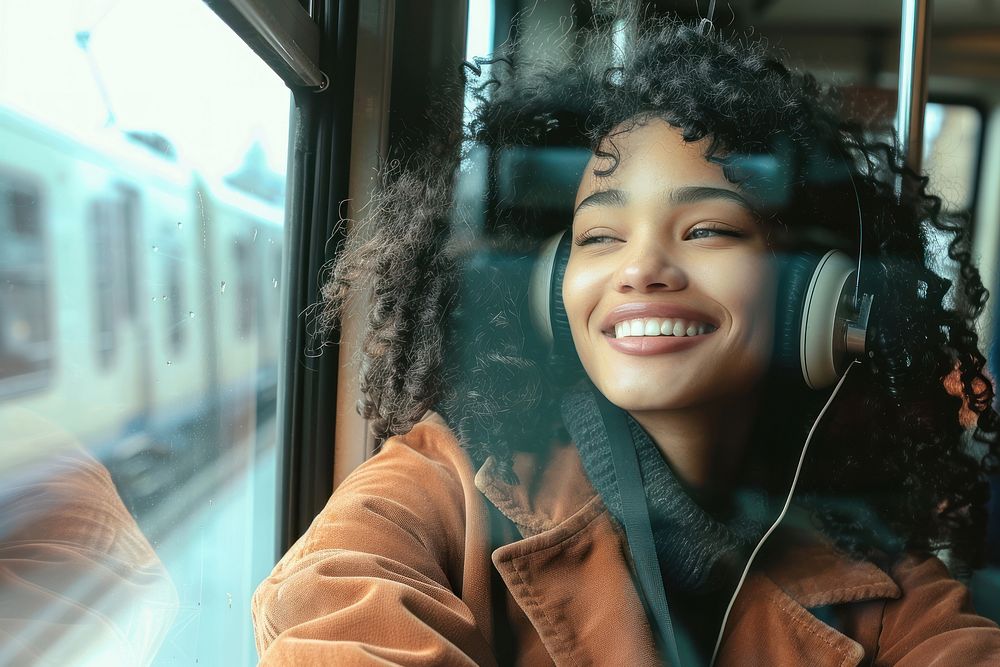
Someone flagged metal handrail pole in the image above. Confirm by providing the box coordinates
[896,0,932,180]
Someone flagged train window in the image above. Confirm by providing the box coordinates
[0,0,290,664]
[166,239,186,353]
[119,185,142,321]
[924,102,983,213]
[233,237,258,339]
[0,174,51,395]
[88,199,120,369]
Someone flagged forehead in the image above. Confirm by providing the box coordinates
[574,119,729,205]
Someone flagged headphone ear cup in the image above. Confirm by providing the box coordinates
[774,252,819,382]
[529,231,573,348]
[775,250,856,389]
[529,231,579,376]
[549,232,574,351]
[529,233,562,346]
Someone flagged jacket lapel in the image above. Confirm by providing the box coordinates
[715,526,902,667]
[492,495,662,665]
[475,445,903,667]
[716,572,870,667]
[477,445,662,665]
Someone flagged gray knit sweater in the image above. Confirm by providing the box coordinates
[560,387,771,593]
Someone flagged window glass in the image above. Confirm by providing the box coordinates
[0,0,289,664]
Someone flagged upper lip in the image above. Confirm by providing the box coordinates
[599,303,719,333]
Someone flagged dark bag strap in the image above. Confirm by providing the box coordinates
[594,392,683,666]
[486,495,519,665]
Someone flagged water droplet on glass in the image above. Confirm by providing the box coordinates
[177,221,183,229]
[252,228,258,242]
[162,294,168,301]
[188,311,195,319]
[272,278,278,288]
[166,360,172,366]
[152,297,157,302]
[152,245,159,253]
[220,281,227,294]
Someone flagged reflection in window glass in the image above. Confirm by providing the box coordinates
[0,0,288,664]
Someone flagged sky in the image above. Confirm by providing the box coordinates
[0,0,291,178]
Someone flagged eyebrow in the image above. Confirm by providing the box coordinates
[573,185,758,216]
[574,188,627,214]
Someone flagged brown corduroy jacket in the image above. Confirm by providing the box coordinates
[252,413,1000,666]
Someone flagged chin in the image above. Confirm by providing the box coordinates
[594,379,698,413]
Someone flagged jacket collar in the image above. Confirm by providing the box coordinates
[474,443,599,538]
[475,443,900,608]
[475,444,901,666]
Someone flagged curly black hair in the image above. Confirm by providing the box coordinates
[321,18,999,568]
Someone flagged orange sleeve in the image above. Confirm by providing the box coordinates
[875,555,1000,666]
[252,427,499,667]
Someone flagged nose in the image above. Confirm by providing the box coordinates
[614,241,688,293]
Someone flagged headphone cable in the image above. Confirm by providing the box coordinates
[709,360,859,666]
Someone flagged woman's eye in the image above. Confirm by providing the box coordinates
[574,231,621,246]
[685,225,745,240]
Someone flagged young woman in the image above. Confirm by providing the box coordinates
[253,19,1000,666]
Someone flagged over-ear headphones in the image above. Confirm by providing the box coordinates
[528,232,874,389]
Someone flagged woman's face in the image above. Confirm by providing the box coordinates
[563,119,777,415]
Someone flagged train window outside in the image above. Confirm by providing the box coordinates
[0,0,290,664]
[166,238,186,353]
[88,198,123,369]
[120,185,142,322]
[233,237,259,340]
[0,175,51,395]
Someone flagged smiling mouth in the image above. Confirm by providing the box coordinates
[608,317,718,339]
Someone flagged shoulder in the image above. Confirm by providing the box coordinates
[884,552,994,620]
[287,414,479,560]
[380,412,468,465]
[871,553,1000,664]
[349,412,477,497]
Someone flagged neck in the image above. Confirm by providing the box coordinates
[629,395,759,498]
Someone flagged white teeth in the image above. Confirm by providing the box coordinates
[612,317,716,338]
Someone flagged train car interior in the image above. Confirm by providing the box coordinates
[1,0,999,663]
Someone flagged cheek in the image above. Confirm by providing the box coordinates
[736,260,778,365]
[561,258,601,334]
[705,255,777,339]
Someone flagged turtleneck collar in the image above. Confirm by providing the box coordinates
[560,386,772,593]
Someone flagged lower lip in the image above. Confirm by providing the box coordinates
[604,333,711,355]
